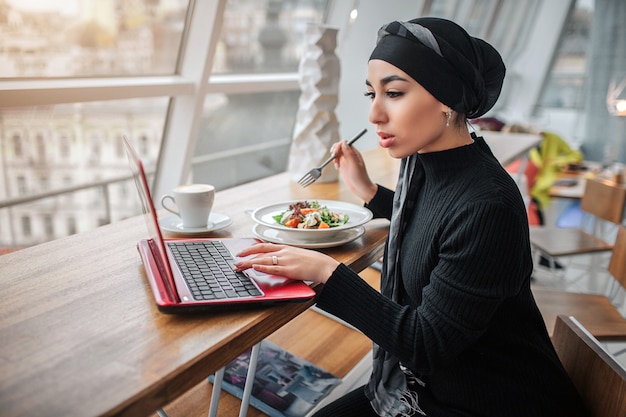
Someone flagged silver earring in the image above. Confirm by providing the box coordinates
[446,108,452,128]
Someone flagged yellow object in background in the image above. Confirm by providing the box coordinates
[529,132,584,210]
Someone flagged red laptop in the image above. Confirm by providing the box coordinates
[123,136,316,313]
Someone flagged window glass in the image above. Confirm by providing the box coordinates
[193,90,299,189]
[194,0,330,190]
[463,0,492,36]
[538,1,593,110]
[427,0,536,59]
[0,0,190,77]
[427,0,464,18]
[212,0,329,74]
[0,98,167,247]
[487,1,534,59]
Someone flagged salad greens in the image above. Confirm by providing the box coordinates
[272,200,349,229]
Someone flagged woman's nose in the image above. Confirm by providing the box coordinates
[368,98,387,125]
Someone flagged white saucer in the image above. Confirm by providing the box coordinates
[159,212,233,234]
[253,224,365,248]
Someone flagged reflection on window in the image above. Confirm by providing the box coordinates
[0,0,190,77]
[213,0,329,74]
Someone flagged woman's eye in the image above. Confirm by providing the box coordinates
[386,91,403,98]
[363,91,375,100]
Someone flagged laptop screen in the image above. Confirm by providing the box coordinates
[123,136,178,298]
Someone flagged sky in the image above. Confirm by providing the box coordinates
[5,0,80,15]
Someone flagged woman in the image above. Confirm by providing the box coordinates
[235,17,585,417]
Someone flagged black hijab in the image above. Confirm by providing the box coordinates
[369,17,506,118]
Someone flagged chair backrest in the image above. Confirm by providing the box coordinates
[609,225,626,290]
[581,178,626,224]
[552,315,626,417]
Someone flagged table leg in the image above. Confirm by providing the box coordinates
[238,342,261,417]
[208,367,225,417]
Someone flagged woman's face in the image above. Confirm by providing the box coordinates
[366,59,450,158]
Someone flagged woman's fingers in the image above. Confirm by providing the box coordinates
[236,242,283,257]
[234,243,339,284]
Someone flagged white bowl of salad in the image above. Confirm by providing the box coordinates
[251,200,373,241]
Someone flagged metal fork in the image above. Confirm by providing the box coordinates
[297,128,368,187]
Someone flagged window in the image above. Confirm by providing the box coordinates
[16,175,27,196]
[21,216,31,237]
[12,133,22,157]
[0,1,190,78]
[36,134,46,161]
[191,0,328,189]
[59,134,71,159]
[43,214,54,238]
[39,175,49,192]
[67,216,77,236]
[214,0,329,74]
[538,1,592,110]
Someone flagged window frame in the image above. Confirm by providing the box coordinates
[0,0,305,201]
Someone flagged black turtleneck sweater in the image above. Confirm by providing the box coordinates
[316,137,586,417]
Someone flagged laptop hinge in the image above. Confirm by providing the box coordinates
[147,239,180,303]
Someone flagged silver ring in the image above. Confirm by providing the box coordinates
[272,255,278,265]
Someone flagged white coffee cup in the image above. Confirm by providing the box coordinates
[160,184,215,229]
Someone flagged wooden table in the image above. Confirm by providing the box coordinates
[0,148,399,417]
[548,162,603,200]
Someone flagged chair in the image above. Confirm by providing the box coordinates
[533,225,626,340]
[551,315,626,417]
[529,177,626,281]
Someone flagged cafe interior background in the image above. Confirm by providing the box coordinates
[0,0,625,252]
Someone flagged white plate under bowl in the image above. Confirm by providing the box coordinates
[159,212,232,234]
[250,200,372,240]
[253,224,366,248]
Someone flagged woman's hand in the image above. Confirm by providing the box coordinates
[234,243,339,284]
[332,141,378,203]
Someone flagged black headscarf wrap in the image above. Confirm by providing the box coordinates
[369,17,505,118]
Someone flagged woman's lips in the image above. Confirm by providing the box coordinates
[378,132,395,148]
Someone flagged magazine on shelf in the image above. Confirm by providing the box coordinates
[209,340,341,417]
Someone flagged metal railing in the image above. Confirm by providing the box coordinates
[1,140,290,248]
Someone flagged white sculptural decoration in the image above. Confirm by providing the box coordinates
[288,24,341,183]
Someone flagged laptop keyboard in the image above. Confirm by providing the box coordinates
[167,241,263,301]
